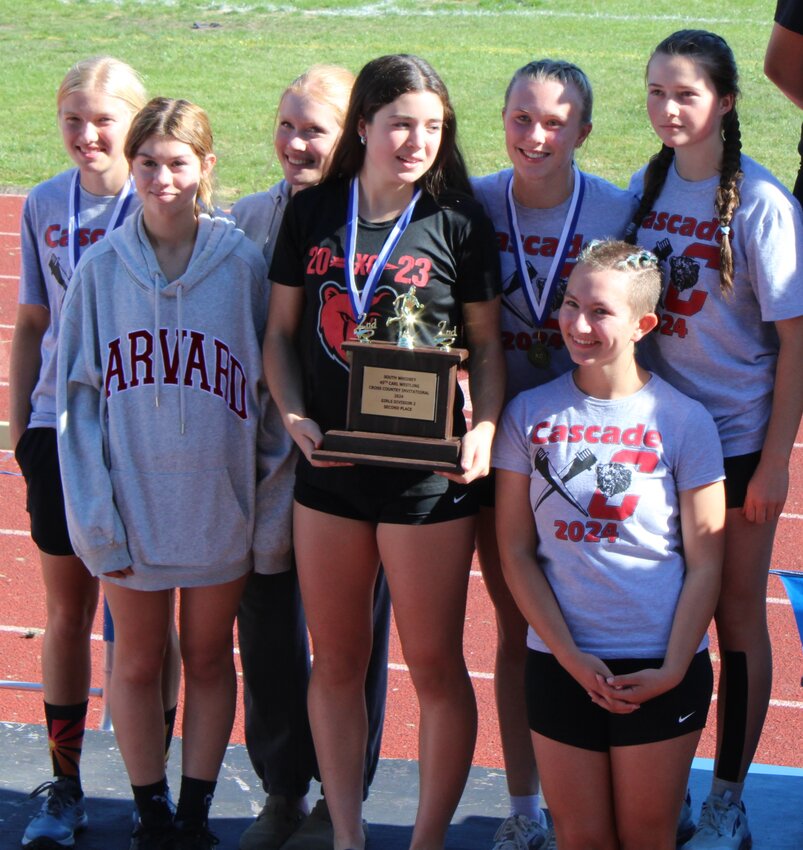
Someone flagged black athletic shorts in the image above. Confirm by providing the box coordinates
[294,461,480,525]
[526,649,713,751]
[15,426,75,556]
[476,468,495,509]
[723,451,762,510]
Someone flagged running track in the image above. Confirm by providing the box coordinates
[0,193,801,771]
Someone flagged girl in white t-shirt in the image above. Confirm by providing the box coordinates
[627,30,803,848]
[495,240,725,850]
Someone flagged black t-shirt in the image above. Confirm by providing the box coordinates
[269,178,501,436]
[775,0,803,33]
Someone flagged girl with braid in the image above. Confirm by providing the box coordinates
[627,30,803,850]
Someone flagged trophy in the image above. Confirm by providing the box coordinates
[311,287,467,471]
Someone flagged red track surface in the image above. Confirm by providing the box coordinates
[0,193,801,770]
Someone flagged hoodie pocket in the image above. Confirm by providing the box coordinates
[110,466,249,568]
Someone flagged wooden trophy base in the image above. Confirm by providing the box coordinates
[313,430,462,472]
[310,340,467,472]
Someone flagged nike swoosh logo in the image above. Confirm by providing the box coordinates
[678,712,695,724]
[453,494,467,504]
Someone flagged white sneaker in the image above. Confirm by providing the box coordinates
[492,812,549,850]
[681,795,752,850]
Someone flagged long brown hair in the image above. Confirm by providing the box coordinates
[626,30,742,296]
[324,54,471,197]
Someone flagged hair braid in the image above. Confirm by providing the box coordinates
[625,145,675,245]
[715,108,743,296]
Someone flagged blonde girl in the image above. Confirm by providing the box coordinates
[628,30,803,849]
[12,57,182,849]
[232,66,393,850]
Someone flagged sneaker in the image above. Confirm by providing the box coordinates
[681,795,752,850]
[239,796,304,850]
[491,812,549,850]
[677,790,695,846]
[281,798,368,850]
[129,819,176,850]
[22,778,88,848]
[173,822,220,850]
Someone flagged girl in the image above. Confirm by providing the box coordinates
[470,59,639,850]
[232,66,393,850]
[12,57,178,849]
[495,240,726,850]
[264,54,504,850]
[628,30,803,849]
[57,97,268,850]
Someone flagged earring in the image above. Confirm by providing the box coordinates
[359,135,366,146]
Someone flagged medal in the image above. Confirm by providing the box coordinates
[528,339,550,368]
[505,165,586,363]
[345,177,422,322]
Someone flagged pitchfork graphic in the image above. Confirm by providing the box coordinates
[533,447,597,516]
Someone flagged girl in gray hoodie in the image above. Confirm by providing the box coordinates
[57,97,268,850]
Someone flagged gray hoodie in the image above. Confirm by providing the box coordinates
[57,210,269,589]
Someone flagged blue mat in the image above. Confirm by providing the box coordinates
[1,723,800,849]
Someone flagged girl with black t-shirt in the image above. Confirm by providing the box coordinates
[265,54,504,850]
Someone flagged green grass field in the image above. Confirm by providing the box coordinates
[1,0,799,204]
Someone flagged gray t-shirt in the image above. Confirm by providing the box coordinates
[19,167,140,429]
[630,156,803,456]
[493,371,724,658]
[472,169,638,400]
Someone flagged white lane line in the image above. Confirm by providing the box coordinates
[1,625,799,706]
[782,512,803,520]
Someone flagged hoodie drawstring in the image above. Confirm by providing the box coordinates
[153,273,161,409]
[177,282,186,436]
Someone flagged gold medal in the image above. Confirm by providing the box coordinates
[528,340,550,368]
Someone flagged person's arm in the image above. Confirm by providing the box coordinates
[743,315,803,524]
[9,303,49,446]
[495,467,633,709]
[56,287,132,577]
[603,481,725,706]
[765,21,803,109]
[441,296,505,484]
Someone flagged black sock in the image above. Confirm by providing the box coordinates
[44,700,88,793]
[175,776,216,828]
[132,778,173,828]
[717,650,748,782]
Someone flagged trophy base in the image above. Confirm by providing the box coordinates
[312,430,462,472]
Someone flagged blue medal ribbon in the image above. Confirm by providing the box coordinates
[67,171,135,274]
[345,176,422,322]
[505,163,586,327]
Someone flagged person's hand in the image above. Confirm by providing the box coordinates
[742,457,788,524]
[286,415,353,467]
[437,422,494,484]
[601,665,682,708]
[563,652,640,715]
